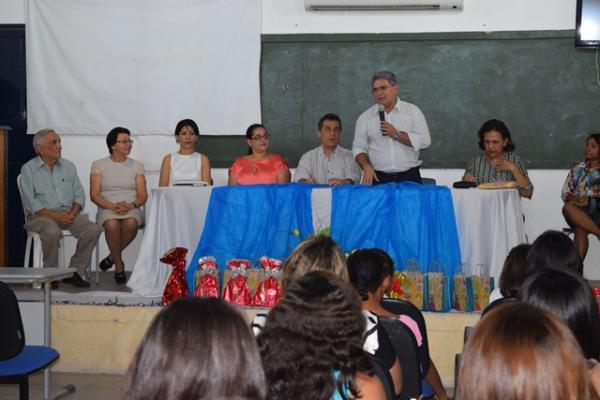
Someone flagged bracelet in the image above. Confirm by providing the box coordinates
[131,202,137,208]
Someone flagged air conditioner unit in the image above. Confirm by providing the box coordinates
[304,0,463,11]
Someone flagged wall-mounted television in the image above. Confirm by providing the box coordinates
[576,0,600,48]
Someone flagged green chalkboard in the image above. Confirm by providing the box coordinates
[201,31,600,169]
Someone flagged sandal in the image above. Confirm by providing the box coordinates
[99,256,114,271]
[114,271,127,284]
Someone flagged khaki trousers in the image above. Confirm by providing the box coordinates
[24,214,103,275]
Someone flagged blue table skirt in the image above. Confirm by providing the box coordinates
[187,184,315,287]
[187,183,461,292]
[331,182,461,276]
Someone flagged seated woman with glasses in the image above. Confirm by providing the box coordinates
[462,119,533,198]
[228,123,290,185]
[90,127,147,284]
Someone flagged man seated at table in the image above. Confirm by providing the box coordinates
[294,113,361,186]
[20,129,102,288]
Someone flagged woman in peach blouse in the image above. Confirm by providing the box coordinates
[228,123,291,185]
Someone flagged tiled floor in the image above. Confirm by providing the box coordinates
[0,372,125,400]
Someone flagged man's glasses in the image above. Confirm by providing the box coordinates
[116,139,134,144]
[250,134,270,141]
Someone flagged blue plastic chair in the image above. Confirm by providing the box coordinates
[0,281,60,400]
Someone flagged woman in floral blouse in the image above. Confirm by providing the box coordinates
[562,133,600,262]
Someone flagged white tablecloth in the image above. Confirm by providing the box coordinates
[127,187,213,297]
[128,186,526,297]
[451,188,527,280]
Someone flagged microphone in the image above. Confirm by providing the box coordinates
[378,104,385,134]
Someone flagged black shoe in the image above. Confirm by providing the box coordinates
[114,271,127,285]
[62,272,91,288]
[99,256,114,271]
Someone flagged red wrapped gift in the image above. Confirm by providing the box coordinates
[251,256,282,307]
[223,259,252,306]
[193,256,219,298]
[160,247,189,306]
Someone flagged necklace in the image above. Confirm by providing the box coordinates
[249,159,258,173]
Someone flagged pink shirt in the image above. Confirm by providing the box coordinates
[398,314,423,347]
[229,154,289,185]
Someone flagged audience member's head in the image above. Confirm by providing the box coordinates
[459,302,594,400]
[124,297,266,400]
[517,269,600,360]
[347,248,394,301]
[258,271,370,400]
[526,229,582,275]
[498,243,531,297]
[280,235,348,292]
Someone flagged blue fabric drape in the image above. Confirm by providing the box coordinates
[187,184,315,290]
[330,183,461,277]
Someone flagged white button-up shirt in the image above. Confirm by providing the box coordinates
[352,98,431,173]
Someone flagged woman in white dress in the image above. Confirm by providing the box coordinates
[90,127,148,284]
[159,119,212,186]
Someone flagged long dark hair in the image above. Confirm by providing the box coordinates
[124,297,266,400]
[526,230,582,276]
[499,243,531,297]
[258,271,372,400]
[517,269,600,360]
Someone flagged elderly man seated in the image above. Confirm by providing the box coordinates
[20,129,102,288]
[294,113,361,186]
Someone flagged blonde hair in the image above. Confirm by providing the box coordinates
[280,236,348,292]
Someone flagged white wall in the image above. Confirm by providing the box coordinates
[6,0,598,278]
[262,0,576,34]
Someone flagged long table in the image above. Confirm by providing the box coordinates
[127,186,526,297]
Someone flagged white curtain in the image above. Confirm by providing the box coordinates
[26,0,261,135]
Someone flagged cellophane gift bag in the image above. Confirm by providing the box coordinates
[193,256,219,298]
[251,256,282,307]
[453,263,469,312]
[222,259,252,306]
[160,247,189,306]
[424,261,451,312]
[466,263,495,312]
[389,259,424,310]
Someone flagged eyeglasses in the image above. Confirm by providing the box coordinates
[372,85,393,93]
[116,139,134,144]
[250,134,270,141]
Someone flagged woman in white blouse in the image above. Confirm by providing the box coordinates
[159,119,212,186]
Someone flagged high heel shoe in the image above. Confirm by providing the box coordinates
[99,256,114,271]
[114,271,127,284]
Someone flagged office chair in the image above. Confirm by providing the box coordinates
[0,281,73,400]
[379,317,422,400]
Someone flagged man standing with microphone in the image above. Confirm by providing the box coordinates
[352,71,431,184]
